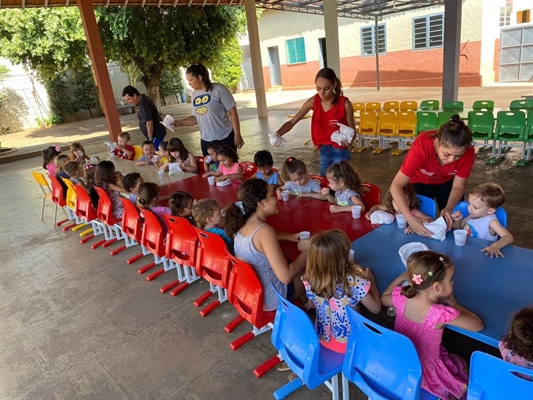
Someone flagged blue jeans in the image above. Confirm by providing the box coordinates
[319,145,351,176]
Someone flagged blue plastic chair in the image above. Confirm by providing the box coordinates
[271,288,347,400]
[342,308,438,400]
[467,351,533,399]
[416,194,437,219]
[452,201,507,228]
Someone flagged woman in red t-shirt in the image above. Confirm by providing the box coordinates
[390,116,474,236]
[272,68,355,176]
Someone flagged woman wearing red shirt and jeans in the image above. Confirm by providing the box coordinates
[390,115,474,236]
[273,68,355,176]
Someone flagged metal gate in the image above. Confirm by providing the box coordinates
[499,23,533,82]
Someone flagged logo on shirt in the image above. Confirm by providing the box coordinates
[329,119,339,127]
[448,169,458,176]
[420,168,434,177]
[193,93,211,116]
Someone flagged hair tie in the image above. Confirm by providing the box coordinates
[235,201,245,215]
[428,271,434,277]
[288,157,294,162]
[54,145,62,153]
[85,164,94,172]
[412,274,423,285]
[439,257,444,262]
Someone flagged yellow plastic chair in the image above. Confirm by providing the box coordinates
[383,101,400,112]
[399,101,418,111]
[356,111,379,152]
[375,111,398,153]
[365,102,381,112]
[61,178,87,232]
[394,111,417,155]
[31,171,53,221]
[133,145,143,160]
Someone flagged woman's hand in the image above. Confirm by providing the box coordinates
[297,238,311,252]
[407,217,434,237]
[440,207,455,230]
[234,133,245,149]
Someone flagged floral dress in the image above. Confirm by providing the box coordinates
[392,287,468,399]
[302,275,370,354]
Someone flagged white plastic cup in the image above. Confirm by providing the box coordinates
[454,229,468,246]
[207,176,215,186]
[281,190,290,201]
[76,150,84,157]
[205,155,213,164]
[109,152,115,159]
[396,214,407,229]
[349,249,355,262]
[351,205,362,219]
[299,231,311,240]
[153,155,161,162]
[157,170,165,179]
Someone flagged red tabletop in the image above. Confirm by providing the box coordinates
[160,175,377,260]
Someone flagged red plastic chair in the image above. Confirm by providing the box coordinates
[192,228,233,317]
[195,156,206,175]
[240,162,257,180]
[92,186,123,250]
[308,174,328,188]
[162,214,201,295]
[48,174,70,227]
[361,182,382,210]
[137,208,171,280]
[73,184,102,244]
[225,255,279,377]
[116,197,145,261]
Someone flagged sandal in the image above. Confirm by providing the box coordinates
[288,372,298,381]
[276,361,290,372]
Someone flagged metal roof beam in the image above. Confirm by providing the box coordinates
[258,3,381,20]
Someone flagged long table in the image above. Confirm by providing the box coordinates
[110,158,196,184]
[351,224,533,347]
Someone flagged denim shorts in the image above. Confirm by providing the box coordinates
[319,145,351,176]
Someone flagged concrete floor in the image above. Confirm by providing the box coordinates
[1,86,532,399]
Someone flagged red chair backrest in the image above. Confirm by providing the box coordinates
[48,174,66,207]
[227,255,276,329]
[361,182,382,209]
[119,197,142,242]
[74,184,97,221]
[195,156,206,175]
[240,162,257,180]
[163,214,198,267]
[93,186,121,226]
[139,208,165,258]
[308,174,328,188]
[194,228,232,288]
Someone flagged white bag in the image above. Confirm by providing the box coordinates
[423,217,447,241]
[105,141,117,152]
[330,123,355,146]
[161,115,175,132]
[370,210,395,225]
[168,163,183,175]
[216,179,232,187]
[269,133,286,147]
[398,242,430,268]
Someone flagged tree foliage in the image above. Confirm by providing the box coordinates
[97,6,245,107]
[212,35,243,92]
[72,65,98,118]
[0,8,88,81]
[0,65,9,82]
[0,87,29,134]
[43,75,72,125]
[159,69,185,106]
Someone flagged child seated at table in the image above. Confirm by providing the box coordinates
[91,160,127,218]
[202,140,221,178]
[381,251,483,400]
[136,182,171,233]
[192,198,233,253]
[42,145,62,176]
[154,141,169,169]
[302,230,381,354]
[366,184,432,230]
[135,140,157,166]
[160,137,197,173]
[499,306,533,381]
[122,172,143,204]
[451,182,513,258]
[64,161,87,189]
[276,157,323,200]
[211,144,242,184]
[55,154,70,198]
[70,142,91,164]
[251,150,283,188]
[109,132,135,161]
[169,191,196,226]
[320,160,365,213]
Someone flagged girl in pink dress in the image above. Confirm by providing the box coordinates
[381,251,483,399]
[499,306,533,381]
[136,182,171,236]
[214,144,243,184]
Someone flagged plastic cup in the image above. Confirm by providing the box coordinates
[205,155,213,164]
[109,152,115,159]
[281,190,290,201]
[299,231,311,240]
[351,205,362,219]
[153,155,161,162]
[396,214,407,229]
[157,170,164,179]
[207,176,215,186]
[349,249,355,262]
[454,229,468,246]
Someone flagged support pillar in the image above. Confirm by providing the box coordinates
[323,1,341,78]
[442,0,462,104]
[244,0,267,118]
[77,0,121,141]
[374,19,380,91]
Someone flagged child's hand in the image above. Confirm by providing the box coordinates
[320,187,330,196]
[451,211,463,222]
[114,171,123,182]
[329,205,341,213]
[202,172,211,178]
[276,189,283,200]
[440,293,458,307]
[481,244,504,258]
[365,205,379,220]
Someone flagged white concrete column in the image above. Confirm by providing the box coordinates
[244,0,267,118]
[323,1,341,79]
[442,0,462,103]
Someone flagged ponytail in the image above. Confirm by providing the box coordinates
[437,114,472,149]
[186,62,213,92]
[280,157,306,182]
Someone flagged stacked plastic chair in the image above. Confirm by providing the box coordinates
[472,100,494,112]
[488,110,527,164]
[375,111,398,153]
[383,101,399,112]
[399,100,417,111]
[416,111,439,135]
[420,100,439,110]
[468,111,495,157]
[442,100,464,114]
[356,110,378,152]
[394,111,417,155]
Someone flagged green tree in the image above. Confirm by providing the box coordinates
[72,65,98,118]
[0,65,9,81]
[43,75,72,125]
[0,8,89,81]
[159,69,184,106]
[97,6,245,108]
[0,87,29,134]
[212,35,243,92]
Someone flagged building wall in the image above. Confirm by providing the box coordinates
[258,1,484,89]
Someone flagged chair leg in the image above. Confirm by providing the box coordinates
[273,376,304,399]
[53,203,57,226]
[341,375,350,400]
[41,198,46,220]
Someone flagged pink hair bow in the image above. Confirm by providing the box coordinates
[54,145,62,153]
[412,274,423,285]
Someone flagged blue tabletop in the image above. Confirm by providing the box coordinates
[352,224,533,348]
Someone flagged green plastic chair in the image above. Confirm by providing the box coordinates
[468,111,495,157]
[517,110,533,166]
[442,101,464,113]
[419,100,439,110]
[415,111,439,135]
[488,110,527,164]
[472,100,494,112]
[509,99,533,112]
[438,111,456,126]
